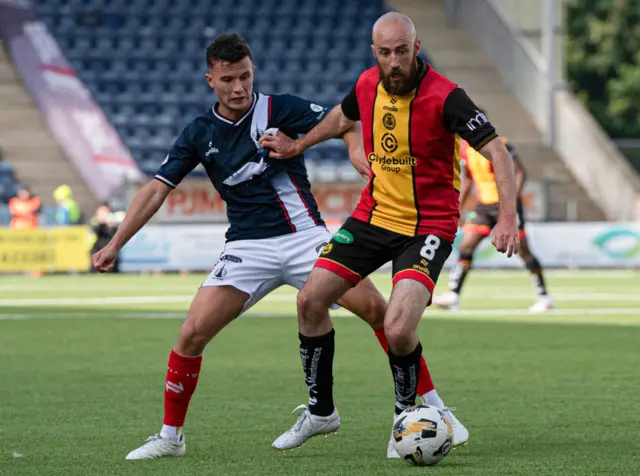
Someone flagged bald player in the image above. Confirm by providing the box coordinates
[267,13,520,455]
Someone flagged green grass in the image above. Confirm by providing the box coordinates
[1,270,639,475]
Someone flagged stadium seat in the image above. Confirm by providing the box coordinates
[31,0,386,171]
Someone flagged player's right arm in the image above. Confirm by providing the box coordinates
[342,122,369,180]
[106,181,171,250]
[92,125,200,272]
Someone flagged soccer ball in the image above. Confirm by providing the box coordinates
[392,404,454,466]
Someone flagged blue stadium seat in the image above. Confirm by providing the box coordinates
[32,0,386,173]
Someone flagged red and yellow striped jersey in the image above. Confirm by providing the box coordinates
[341,61,498,242]
[462,137,516,205]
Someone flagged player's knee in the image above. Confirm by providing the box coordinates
[297,287,326,322]
[384,320,415,355]
[177,321,209,356]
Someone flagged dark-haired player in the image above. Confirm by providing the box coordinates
[93,32,461,460]
[262,12,520,453]
[433,136,554,312]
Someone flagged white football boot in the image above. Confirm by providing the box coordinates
[272,404,340,450]
[387,414,401,458]
[441,408,469,447]
[125,433,186,460]
[528,295,554,313]
[432,291,460,311]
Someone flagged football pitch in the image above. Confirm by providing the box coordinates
[1,269,639,475]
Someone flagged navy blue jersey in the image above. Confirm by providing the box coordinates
[155,93,328,241]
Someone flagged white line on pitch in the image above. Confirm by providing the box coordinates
[1,308,640,326]
[3,291,640,308]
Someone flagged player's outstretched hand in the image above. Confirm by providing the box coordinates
[259,132,301,159]
[492,217,520,258]
[92,244,119,273]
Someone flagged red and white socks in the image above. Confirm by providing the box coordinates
[160,350,202,441]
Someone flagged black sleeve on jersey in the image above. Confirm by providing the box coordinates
[442,88,498,150]
[341,86,360,121]
[154,124,200,188]
[270,94,329,134]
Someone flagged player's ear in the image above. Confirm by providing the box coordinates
[205,73,215,90]
[414,39,421,57]
[370,44,376,59]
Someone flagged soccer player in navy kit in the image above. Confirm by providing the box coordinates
[92,33,463,460]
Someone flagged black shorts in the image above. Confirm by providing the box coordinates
[315,217,453,299]
[464,200,526,237]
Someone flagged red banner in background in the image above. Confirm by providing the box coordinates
[147,177,546,225]
[0,1,143,201]
[152,179,365,224]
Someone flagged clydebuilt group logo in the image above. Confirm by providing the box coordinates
[368,153,416,174]
[592,228,640,260]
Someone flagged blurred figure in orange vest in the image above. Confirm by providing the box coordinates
[9,186,40,230]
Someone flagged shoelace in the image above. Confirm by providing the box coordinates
[290,404,310,432]
[146,434,162,443]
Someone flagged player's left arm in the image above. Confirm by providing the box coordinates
[502,139,526,197]
[512,154,526,198]
[442,88,519,256]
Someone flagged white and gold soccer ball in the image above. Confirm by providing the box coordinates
[391,404,454,466]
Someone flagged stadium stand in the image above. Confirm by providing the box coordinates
[31,0,385,178]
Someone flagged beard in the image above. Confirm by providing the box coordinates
[378,60,419,96]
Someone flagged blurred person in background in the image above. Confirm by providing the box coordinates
[433,131,554,313]
[90,203,120,273]
[9,186,40,230]
[53,184,82,226]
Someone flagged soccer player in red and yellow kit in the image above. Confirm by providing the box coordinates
[433,135,554,312]
[263,13,520,454]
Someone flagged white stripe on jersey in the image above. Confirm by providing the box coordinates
[222,158,268,186]
[154,174,177,188]
[222,93,272,186]
[250,93,270,148]
[270,173,317,232]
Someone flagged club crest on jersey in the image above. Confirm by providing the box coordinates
[321,243,333,255]
[383,113,396,131]
[251,126,266,150]
[316,242,329,254]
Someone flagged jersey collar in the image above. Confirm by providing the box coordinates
[212,93,257,126]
